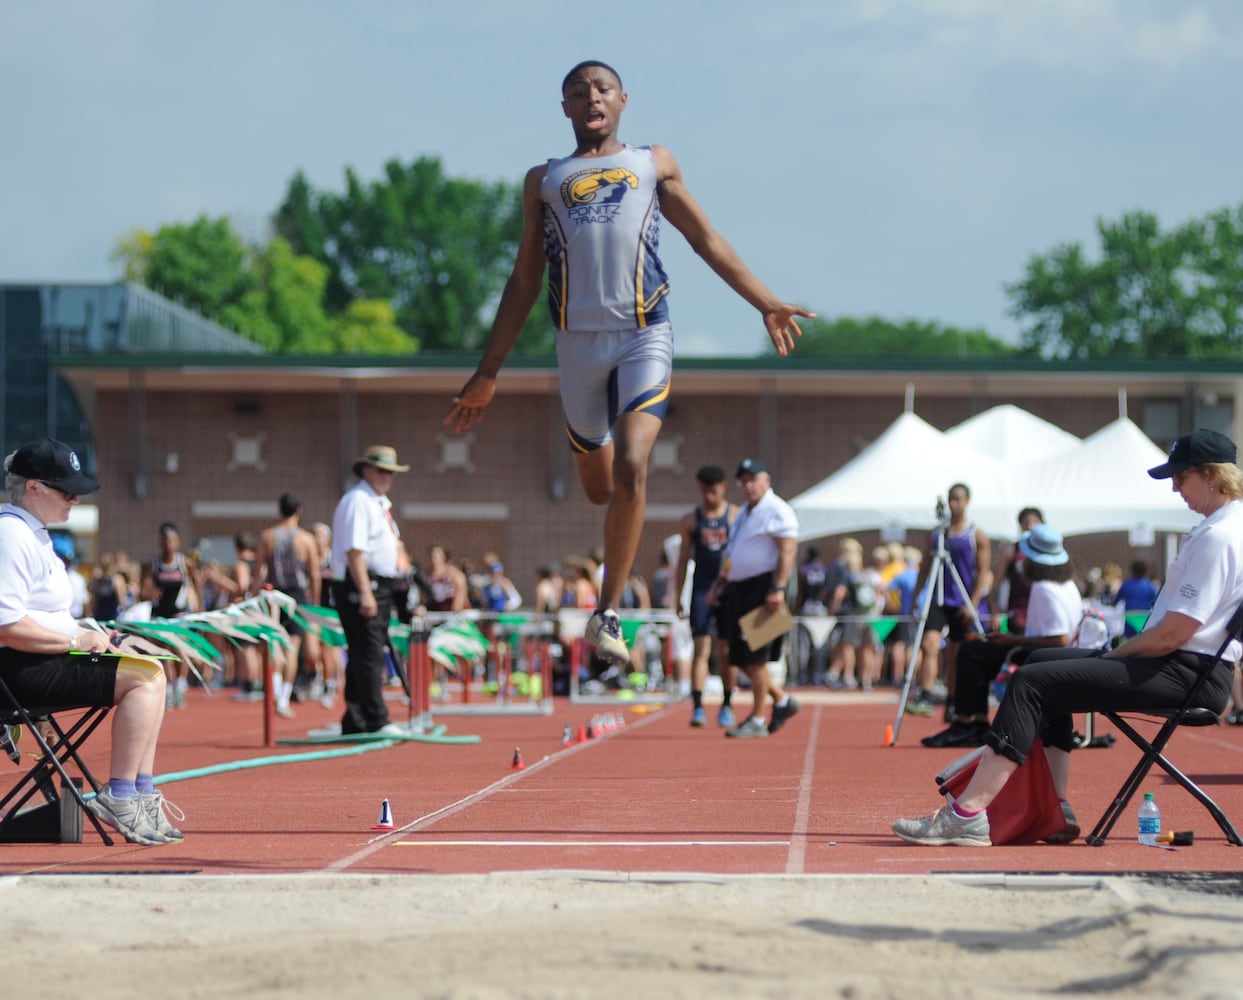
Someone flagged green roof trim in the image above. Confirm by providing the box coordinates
[49,350,1243,376]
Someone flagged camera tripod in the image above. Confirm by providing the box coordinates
[890,503,985,746]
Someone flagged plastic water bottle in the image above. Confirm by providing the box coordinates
[1137,792,1161,845]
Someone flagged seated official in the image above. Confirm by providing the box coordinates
[0,439,181,846]
[921,525,1083,749]
[895,429,1243,846]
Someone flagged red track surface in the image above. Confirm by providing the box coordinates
[3,689,1241,876]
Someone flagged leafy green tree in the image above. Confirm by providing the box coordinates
[113,221,412,354]
[137,215,253,321]
[332,299,417,354]
[1007,206,1243,359]
[110,229,155,283]
[274,157,555,354]
[793,316,1016,358]
[218,238,331,352]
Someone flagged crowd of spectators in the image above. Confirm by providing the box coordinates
[55,525,1168,699]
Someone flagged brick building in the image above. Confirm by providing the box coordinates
[56,349,1243,593]
[8,282,1240,589]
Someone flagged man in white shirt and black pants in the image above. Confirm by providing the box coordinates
[331,445,409,736]
[710,458,801,738]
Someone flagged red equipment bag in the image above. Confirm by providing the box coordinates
[936,740,1069,845]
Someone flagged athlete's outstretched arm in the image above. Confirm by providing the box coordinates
[445,165,549,432]
[653,146,815,357]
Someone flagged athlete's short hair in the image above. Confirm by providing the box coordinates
[278,492,301,518]
[562,60,623,94]
[695,464,726,486]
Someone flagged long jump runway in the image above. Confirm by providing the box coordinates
[3,688,1242,876]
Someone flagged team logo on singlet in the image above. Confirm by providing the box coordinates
[700,525,728,551]
[560,167,639,225]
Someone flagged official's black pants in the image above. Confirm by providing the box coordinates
[332,577,394,734]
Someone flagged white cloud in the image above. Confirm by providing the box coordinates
[850,0,1240,72]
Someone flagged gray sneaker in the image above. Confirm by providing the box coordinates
[892,804,991,847]
[1042,800,1080,845]
[584,609,630,666]
[141,790,185,842]
[725,716,770,739]
[88,787,168,846]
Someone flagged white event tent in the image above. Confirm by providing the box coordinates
[790,406,1200,543]
[1023,417,1201,539]
[943,403,1082,463]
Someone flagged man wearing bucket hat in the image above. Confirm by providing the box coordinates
[896,429,1243,846]
[920,524,1083,753]
[330,445,410,736]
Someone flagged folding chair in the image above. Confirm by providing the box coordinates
[0,673,115,845]
[1085,600,1243,847]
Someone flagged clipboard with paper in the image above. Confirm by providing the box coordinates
[738,602,794,652]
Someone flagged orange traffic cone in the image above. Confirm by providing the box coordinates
[576,723,588,743]
[372,798,395,830]
[882,724,894,747]
[511,747,525,770]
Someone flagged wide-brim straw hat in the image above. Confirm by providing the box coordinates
[352,444,410,476]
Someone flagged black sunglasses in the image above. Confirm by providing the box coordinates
[39,481,77,501]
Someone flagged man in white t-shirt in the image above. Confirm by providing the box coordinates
[708,458,800,739]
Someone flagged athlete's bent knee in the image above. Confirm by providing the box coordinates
[582,482,612,505]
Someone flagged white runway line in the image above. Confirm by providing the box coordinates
[395,840,791,848]
[322,707,666,873]
[785,702,821,875]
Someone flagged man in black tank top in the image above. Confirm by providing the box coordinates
[674,466,739,728]
[258,493,323,715]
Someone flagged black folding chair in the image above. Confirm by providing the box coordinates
[1085,600,1243,847]
[0,673,115,845]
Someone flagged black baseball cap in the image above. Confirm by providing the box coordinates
[1147,429,1237,479]
[8,438,100,495]
[736,458,770,478]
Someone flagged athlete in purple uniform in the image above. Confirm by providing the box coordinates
[911,483,992,715]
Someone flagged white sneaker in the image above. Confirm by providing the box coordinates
[584,609,629,666]
[374,723,407,737]
[140,790,185,842]
[88,787,168,846]
[892,804,991,847]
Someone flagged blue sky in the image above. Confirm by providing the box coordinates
[2,1,1240,356]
